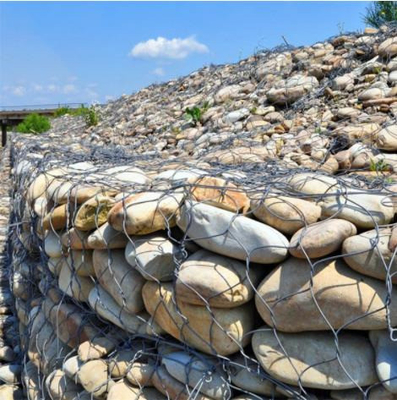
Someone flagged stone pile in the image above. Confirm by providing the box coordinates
[6,25,397,400]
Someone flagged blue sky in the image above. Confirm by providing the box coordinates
[0,1,370,107]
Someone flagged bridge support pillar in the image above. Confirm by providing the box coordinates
[1,121,7,147]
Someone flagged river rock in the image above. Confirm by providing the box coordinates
[331,386,397,399]
[255,257,397,331]
[87,222,129,249]
[58,262,94,302]
[251,195,322,234]
[177,201,288,263]
[44,230,64,258]
[88,285,149,335]
[74,195,115,231]
[93,249,145,314]
[285,173,340,195]
[0,385,24,400]
[125,235,178,281]
[69,184,117,204]
[143,281,253,355]
[61,228,93,250]
[152,365,212,400]
[252,329,377,389]
[126,362,155,387]
[162,351,231,399]
[42,203,75,231]
[63,356,83,381]
[108,191,184,235]
[343,227,397,283]
[175,249,262,308]
[64,250,95,276]
[229,353,276,396]
[370,330,397,393]
[377,125,397,151]
[379,37,397,58]
[0,365,21,384]
[77,359,110,397]
[188,176,250,213]
[108,379,165,400]
[289,219,357,258]
[108,344,148,378]
[78,337,116,362]
[46,369,81,400]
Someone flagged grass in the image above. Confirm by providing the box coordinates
[53,105,99,127]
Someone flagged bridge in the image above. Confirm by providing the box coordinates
[0,103,88,146]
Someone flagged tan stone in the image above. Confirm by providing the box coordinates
[58,262,95,302]
[44,230,64,258]
[252,329,377,389]
[255,258,397,331]
[78,337,116,362]
[69,184,117,204]
[343,227,397,283]
[23,361,40,400]
[377,125,397,151]
[126,362,155,387]
[87,222,129,249]
[143,281,253,356]
[63,250,95,277]
[61,228,93,250]
[42,203,75,231]
[379,37,397,58]
[175,249,263,308]
[108,344,148,378]
[289,219,357,258]
[108,379,165,400]
[108,191,184,235]
[74,195,115,231]
[77,359,109,397]
[46,369,82,400]
[251,195,322,235]
[188,176,250,213]
[93,249,145,314]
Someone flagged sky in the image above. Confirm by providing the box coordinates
[0,1,371,107]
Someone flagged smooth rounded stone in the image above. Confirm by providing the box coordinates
[42,203,75,231]
[108,379,165,400]
[58,262,95,302]
[321,190,394,229]
[188,176,250,213]
[0,385,24,400]
[143,281,253,356]
[152,365,213,400]
[46,369,82,400]
[78,337,116,362]
[177,202,288,264]
[93,249,145,314]
[74,195,116,231]
[69,184,117,204]
[88,285,149,335]
[44,230,64,258]
[87,222,129,249]
[63,356,84,381]
[97,165,150,185]
[108,345,148,378]
[255,258,397,331]
[377,125,397,151]
[126,362,155,387]
[285,173,340,195]
[48,257,63,276]
[358,87,385,101]
[252,329,377,390]
[370,330,397,393]
[229,353,276,396]
[251,195,322,235]
[61,228,93,250]
[0,346,15,362]
[379,37,397,58]
[175,249,263,308]
[77,359,110,397]
[162,351,231,399]
[343,228,397,283]
[154,169,207,183]
[331,386,397,400]
[0,365,21,384]
[64,250,95,277]
[289,219,357,259]
[23,361,40,400]
[108,191,184,235]
[125,235,179,282]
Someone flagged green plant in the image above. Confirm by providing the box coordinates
[17,113,51,134]
[184,102,210,126]
[369,158,390,172]
[54,107,71,117]
[85,106,99,127]
[363,1,397,28]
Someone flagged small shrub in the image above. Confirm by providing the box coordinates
[17,113,51,134]
[184,102,210,126]
[54,107,71,117]
[363,1,397,28]
[85,106,99,127]
[369,159,390,172]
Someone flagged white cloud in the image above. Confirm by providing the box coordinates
[47,84,59,93]
[152,67,165,76]
[130,36,209,59]
[32,83,43,92]
[63,84,77,94]
[12,86,26,97]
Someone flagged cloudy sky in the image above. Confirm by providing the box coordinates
[0,1,370,107]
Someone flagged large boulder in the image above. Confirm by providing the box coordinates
[143,281,254,356]
[177,201,288,263]
[255,258,397,331]
[175,249,263,308]
[252,329,377,390]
